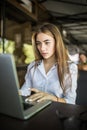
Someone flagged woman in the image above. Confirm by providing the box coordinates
[78,53,87,71]
[20,23,78,104]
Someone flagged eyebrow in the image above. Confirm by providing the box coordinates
[36,39,50,43]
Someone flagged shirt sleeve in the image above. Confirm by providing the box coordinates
[20,61,35,96]
[64,63,78,104]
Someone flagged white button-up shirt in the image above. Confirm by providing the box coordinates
[21,60,78,104]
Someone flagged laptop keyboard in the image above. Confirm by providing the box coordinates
[23,102,34,110]
[22,96,35,110]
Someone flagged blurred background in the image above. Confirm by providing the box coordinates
[0,0,87,85]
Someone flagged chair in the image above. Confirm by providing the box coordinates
[76,70,87,105]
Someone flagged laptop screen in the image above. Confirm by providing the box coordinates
[0,54,51,120]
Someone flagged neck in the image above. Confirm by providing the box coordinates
[43,54,56,65]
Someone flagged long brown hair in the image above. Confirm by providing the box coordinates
[32,23,70,91]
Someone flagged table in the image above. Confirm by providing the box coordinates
[0,102,87,130]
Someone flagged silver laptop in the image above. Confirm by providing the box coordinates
[0,53,51,120]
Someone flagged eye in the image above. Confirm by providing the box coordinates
[45,41,50,45]
[36,42,41,46]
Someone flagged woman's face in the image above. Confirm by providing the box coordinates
[36,33,56,59]
[80,54,87,63]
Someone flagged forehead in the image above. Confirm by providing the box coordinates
[80,54,86,58]
[80,54,85,56]
[36,32,54,41]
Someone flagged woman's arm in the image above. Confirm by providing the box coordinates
[20,61,36,96]
[25,88,66,103]
[63,63,78,104]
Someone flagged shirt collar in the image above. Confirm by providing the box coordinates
[37,60,57,76]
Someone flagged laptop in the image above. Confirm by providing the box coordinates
[0,53,51,120]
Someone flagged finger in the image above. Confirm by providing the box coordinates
[26,93,43,102]
[37,95,53,102]
[37,97,46,103]
[30,88,40,93]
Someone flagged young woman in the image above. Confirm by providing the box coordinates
[78,53,87,71]
[20,23,78,104]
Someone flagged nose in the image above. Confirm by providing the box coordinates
[40,43,46,51]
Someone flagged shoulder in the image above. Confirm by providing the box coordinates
[27,60,41,71]
[78,64,87,71]
[27,61,35,69]
[26,61,36,73]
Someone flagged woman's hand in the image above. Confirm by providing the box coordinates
[26,88,58,102]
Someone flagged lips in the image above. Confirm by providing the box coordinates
[41,53,48,56]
